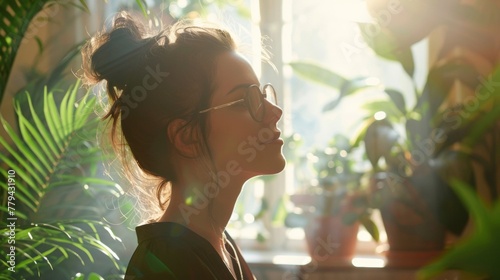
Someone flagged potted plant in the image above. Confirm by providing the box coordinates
[290,0,500,267]
[285,134,379,266]
[360,0,500,267]
[290,60,484,267]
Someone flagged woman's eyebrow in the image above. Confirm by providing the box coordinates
[225,83,255,95]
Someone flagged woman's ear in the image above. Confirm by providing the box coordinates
[167,119,200,158]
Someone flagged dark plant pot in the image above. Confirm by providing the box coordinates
[371,173,446,268]
[304,216,360,267]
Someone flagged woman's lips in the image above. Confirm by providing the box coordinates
[261,133,282,144]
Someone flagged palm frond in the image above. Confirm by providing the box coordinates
[0,0,47,103]
[1,220,121,277]
[1,0,94,105]
[0,81,101,214]
[0,80,122,277]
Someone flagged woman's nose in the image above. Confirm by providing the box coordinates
[264,101,283,123]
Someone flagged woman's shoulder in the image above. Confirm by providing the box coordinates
[135,222,201,243]
[132,222,215,259]
[125,222,224,280]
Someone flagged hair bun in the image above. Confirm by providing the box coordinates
[83,12,154,90]
[93,30,149,90]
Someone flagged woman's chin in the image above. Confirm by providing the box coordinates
[261,157,287,175]
[274,157,287,173]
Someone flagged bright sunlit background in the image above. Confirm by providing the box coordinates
[4,0,467,279]
[84,0,430,262]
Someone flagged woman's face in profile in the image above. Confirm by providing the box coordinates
[206,52,285,180]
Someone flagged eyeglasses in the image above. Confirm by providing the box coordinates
[199,84,277,122]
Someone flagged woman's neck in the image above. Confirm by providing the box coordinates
[158,179,243,251]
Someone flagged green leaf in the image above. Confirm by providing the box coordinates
[271,196,289,226]
[0,181,37,212]
[450,181,489,232]
[323,76,381,112]
[59,85,70,136]
[66,81,78,132]
[74,273,85,280]
[16,245,56,271]
[256,232,266,243]
[88,272,105,280]
[46,90,65,140]
[65,247,86,265]
[135,0,149,17]
[74,91,94,128]
[360,215,380,242]
[290,61,381,111]
[0,119,45,190]
[384,89,407,116]
[419,61,481,117]
[418,181,500,279]
[394,48,414,78]
[16,104,53,170]
[290,61,348,90]
[0,205,28,220]
[78,0,90,13]
[27,92,59,159]
[363,119,400,170]
[464,103,500,148]
[350,117,372,149]
[43,88,64,152]
[0,153,44,200]
[250,197,266,221]
[358,22,415,78]
[361,100,402,120]
[15,103,51,174]
[0,1,46,103]
[358,23,400,61]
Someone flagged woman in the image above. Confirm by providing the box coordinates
[82,12,285,280]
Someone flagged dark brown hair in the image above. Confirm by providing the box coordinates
[81,12,237,219]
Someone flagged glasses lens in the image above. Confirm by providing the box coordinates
[247,86,264,121]
[264,85,277,106]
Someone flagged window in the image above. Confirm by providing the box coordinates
[226,0,429,259]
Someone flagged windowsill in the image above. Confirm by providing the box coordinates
[243,250,311,266]
[243,250,466,280]
[243,250,386,267]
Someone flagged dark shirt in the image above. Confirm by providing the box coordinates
[124,222,255,280]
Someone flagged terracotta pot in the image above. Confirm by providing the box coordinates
[304,216,360,267]
[371,173,446,268]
